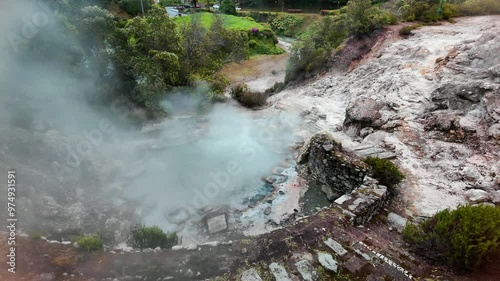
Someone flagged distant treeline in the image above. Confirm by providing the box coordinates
[243,0,350,10]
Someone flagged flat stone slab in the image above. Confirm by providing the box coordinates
[295,260,318,281]
[324,238,348,257]
[269,262,292,281]
[206,214,228,234]
[355,147,386,157]
[318,252,338,273]
[241,268,263,281]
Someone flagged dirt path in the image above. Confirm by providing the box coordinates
[219,47,290,92]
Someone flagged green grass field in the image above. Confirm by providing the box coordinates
[175,13,267,31]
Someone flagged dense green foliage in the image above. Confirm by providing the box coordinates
[74,235,104,251]
[364,156,405,192]
[397,0,499,22]
[403,205,500,271]
[159,0,179,6]
[175,13,283,56]
[220,0,237,15]
[128,224,178,249]
[269,15,304,37]
[285,0,396,82]
[119,0,153,15]
[285,15,347,82]
[103,7,250,113]
[343,0,393,36]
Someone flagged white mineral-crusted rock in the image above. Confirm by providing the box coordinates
[466,189,490,203]
[294,260,318,281]
[269,262,292,281]
[324,238,348,257]
[317,252,338,273]
[241,268,263,281]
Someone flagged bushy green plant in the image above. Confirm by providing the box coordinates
[399,24,422,37]
[342,0,391,36]
[119,0,152,15]
[74,235,103,252]
[285,16,347,82]
[230,83,268,108]
[159,0,178,6]
[403,204,500,272]
[264,82,285,95]
[220,0,236,15]
[269,15,304,37]
[128,224,178,249]
[459,0,500,15]
[364,156,405,191]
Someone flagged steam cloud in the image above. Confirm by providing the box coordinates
[0,0,299,235]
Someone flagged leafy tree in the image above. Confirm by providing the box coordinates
[285,15,346,82]
[342,0,390,36]
[110,5,182,110]
[179,14,248,94]
[119,0,153,15]
[78,6,116,56]
[403,205,500,272]
[220,0,237,15]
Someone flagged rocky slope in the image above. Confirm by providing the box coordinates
[270,16,500,218]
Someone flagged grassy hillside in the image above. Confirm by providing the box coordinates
[175,13,284,56]
[175,12,267,31]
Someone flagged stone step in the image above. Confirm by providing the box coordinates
[269,262,293,281]
[317,252,338,273]
[294,260,318,281]
[352,144,374,151]
[241,268,263,281]
[375,151,397,160]
[354,147,386,157]
[323,238,348,257]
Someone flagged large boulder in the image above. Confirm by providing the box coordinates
[343,97,386,136]
[297,132,368,195]
[488,124,500,140]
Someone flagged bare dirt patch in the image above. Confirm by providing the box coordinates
[219,53,289,92]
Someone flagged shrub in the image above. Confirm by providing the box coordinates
[220,0,236,15]
[264,82,285,95]
[285,16,346,82]
[159,0,178,6]
[269,15,304,37]
[74,235,103,252]
[248,39,257,48]
[128,224,178,249]
[29,231,42,240]
[119,0,152,15]
[459,0,500,15]
[230,83,268,108]
[403,204,500,272]
[364,156,405,192]
[399,24,422,37]
[342,0,391,36]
